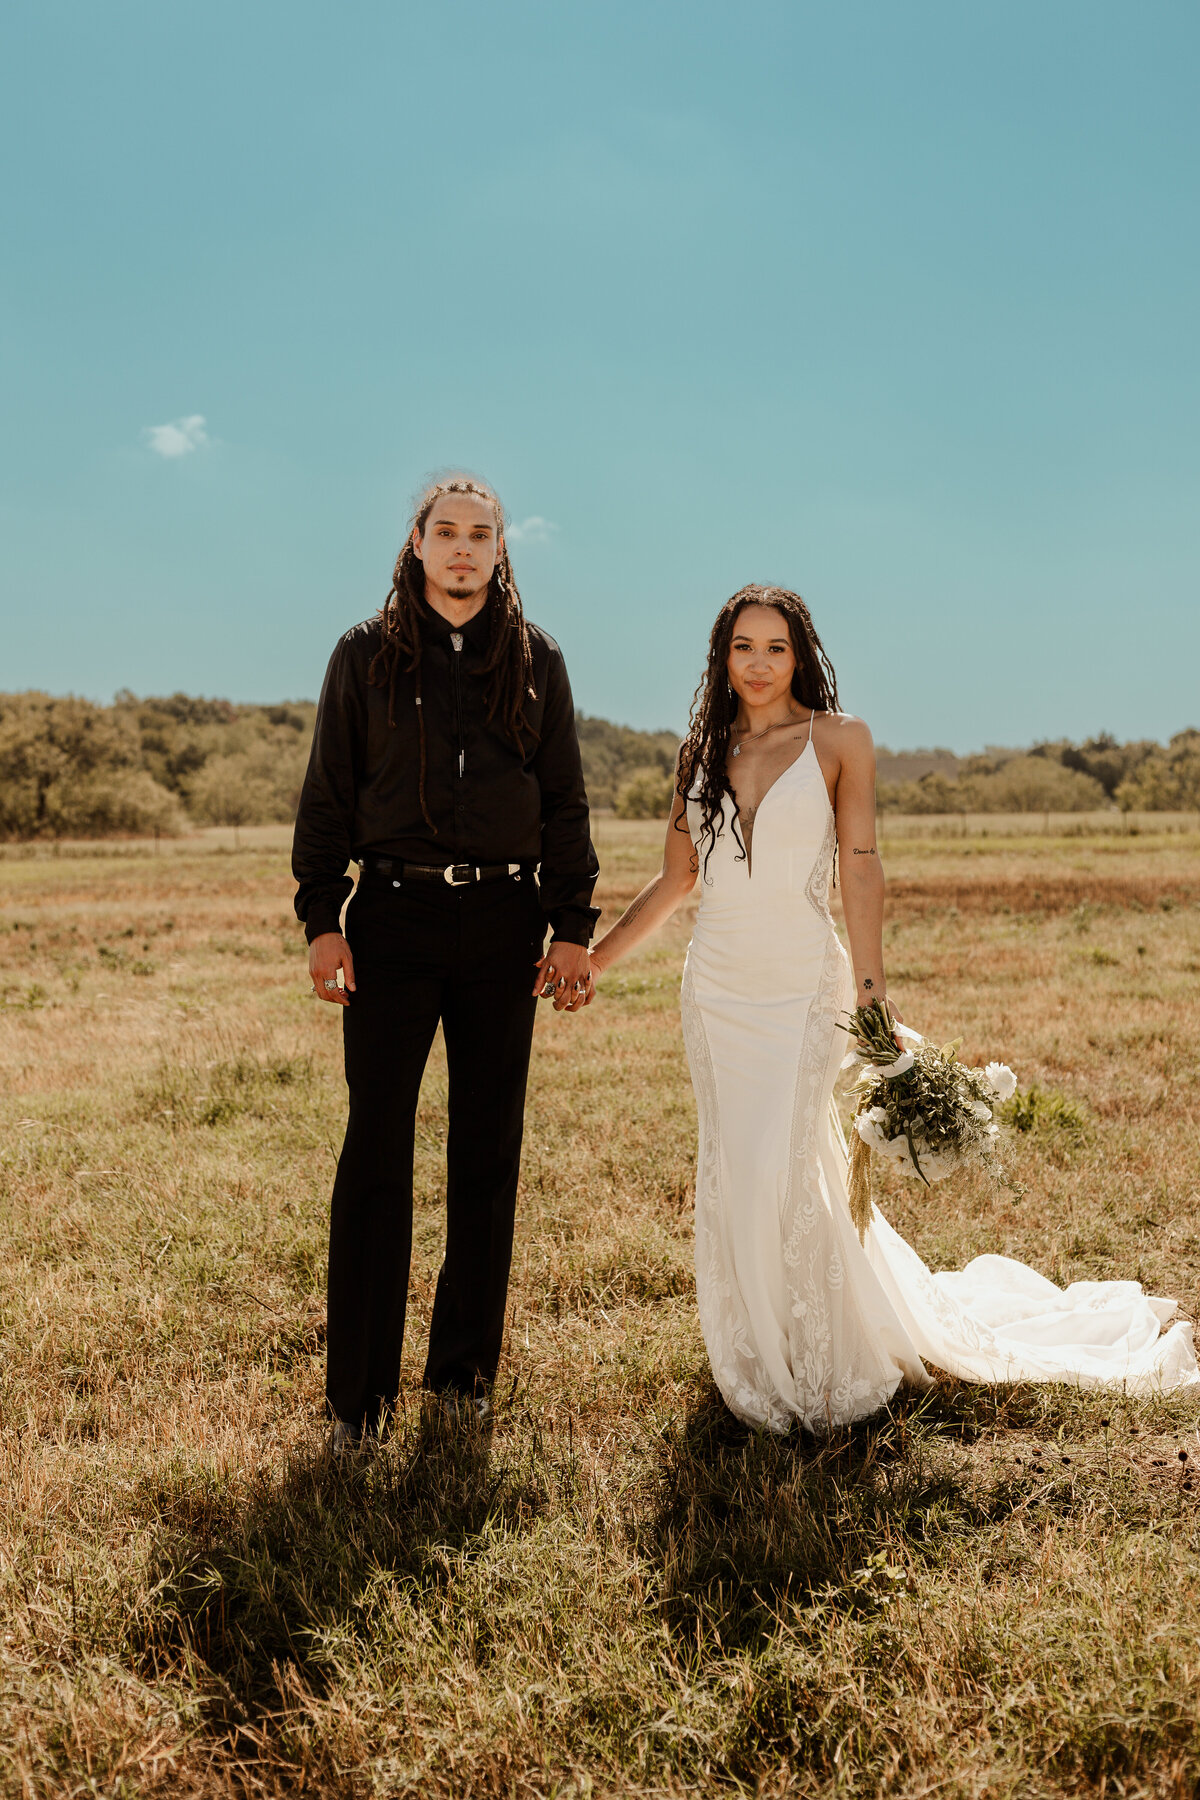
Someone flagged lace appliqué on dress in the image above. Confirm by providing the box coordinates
[680,960,778,1426]
[778,806,898,1428]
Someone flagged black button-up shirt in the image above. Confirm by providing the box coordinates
[292,605,600,946]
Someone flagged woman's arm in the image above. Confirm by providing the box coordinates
[831,716,890,1009]
[590,786,698,976]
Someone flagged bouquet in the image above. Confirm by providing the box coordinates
[839,999,1017,1241]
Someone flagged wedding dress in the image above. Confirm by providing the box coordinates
[680,723,1200,1430]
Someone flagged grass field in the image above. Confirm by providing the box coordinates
[2,820,1200,1798]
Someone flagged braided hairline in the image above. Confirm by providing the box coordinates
[676,584,841,878]
[367,475,536,833]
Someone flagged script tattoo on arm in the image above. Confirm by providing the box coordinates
[851,847,877,855]
[618,889,654,932]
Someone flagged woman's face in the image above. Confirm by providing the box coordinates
[726,604,797,710]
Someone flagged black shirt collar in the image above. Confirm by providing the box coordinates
[419,600,491,650]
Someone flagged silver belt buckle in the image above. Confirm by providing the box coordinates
[443,863,475,885]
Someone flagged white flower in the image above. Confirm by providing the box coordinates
[984,1062,1017,1102]
[875,1050,915,1079]
[854,1107,892,1151]
[906,1138,961,1182]
[969,1098,993,1121]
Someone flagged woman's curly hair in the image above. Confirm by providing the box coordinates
[367,473,535,833]
[677,584,841,877]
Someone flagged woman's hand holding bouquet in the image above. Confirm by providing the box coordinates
[839,998,1017,1241]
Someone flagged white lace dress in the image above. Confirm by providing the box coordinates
[681,742,1200,1430]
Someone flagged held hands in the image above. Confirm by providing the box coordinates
[311,932,593,1013]
[310,932,356,1006]
[532,939,594,1013]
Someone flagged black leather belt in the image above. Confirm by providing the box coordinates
[359,855,527,887]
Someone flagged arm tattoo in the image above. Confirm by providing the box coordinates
[618,890,653,931]
[851,847,877,855]
[863,978,874,990]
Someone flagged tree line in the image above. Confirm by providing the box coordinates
[875,732,1200,814]
[0,692,681,838]
[0,692,1195,838]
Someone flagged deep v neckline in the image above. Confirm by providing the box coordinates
[730,737,815,877]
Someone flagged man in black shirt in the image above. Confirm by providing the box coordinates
[293,474,599,1449]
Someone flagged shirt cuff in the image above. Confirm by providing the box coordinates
[546,905,600,949]
[304,901,346,944]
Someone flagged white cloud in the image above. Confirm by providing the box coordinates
[144,414,209,458]
[506,515,557,545]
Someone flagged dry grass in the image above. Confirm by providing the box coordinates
[2,819,1200,1797]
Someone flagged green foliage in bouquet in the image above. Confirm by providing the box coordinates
[839,999,1016,1241]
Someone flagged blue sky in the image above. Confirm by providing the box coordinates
[2,1,1196,749]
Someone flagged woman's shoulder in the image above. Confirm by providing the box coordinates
[816,709,875,750]
[814,710,876,774]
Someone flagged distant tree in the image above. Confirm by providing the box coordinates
[1115,730,1200,811]
[49,769,185,837]
[1050,732,1157,799]
[187,740,308,826]
[879,756,1106,815]
[0,692,180,838]
[966,756,1107,813]
[576,714,679,809]
[877,772,966,814]
[615,767,677,820]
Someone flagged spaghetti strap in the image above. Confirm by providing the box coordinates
[806,709,816,746]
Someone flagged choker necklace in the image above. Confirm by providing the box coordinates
[731,715,805,757]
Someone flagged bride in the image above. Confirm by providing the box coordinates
[589,585,1199,1429]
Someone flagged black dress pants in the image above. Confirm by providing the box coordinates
[326,867,544,1430]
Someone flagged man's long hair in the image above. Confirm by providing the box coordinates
[677,584,841,876]
[368,473,535,833]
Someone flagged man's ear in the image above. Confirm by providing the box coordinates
[411,527,423,563]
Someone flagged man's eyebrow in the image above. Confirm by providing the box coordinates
[431,516,495,529]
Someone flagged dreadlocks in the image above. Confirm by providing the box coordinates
[677,585,841,878]
[367,474,536,834]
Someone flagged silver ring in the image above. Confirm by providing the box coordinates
[540,983,555,997]
[323,978,339,990]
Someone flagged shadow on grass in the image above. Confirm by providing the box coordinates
[641,1373,1095,1654]
[132,1402,549,1741]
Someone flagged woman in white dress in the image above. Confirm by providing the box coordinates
[589,586,1199,1430]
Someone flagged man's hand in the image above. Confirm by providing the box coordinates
[532,940,594,1012]
[309,932,356,1006]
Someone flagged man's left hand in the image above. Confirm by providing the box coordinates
[533,940,594,1012]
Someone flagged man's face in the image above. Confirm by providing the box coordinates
[412,493,502,602]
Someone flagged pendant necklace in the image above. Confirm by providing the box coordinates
[731,715,806,757]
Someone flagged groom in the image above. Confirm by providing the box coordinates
[293,474,599,1449]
